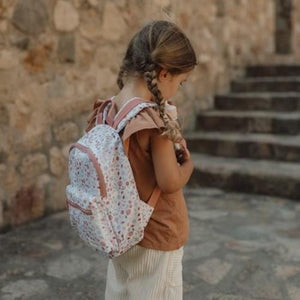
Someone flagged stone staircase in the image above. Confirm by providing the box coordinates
[186,65,300,200]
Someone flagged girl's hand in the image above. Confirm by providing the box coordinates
[180,139,190,160]
[182,146,191,161]
[175,140,190,165]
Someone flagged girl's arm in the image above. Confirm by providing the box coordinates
[150,131,194,193]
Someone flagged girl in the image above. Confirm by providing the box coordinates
[86,20,197,300]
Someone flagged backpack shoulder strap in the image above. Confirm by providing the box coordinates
[119,99,147,156]
[115,99,162,207]
[112,98,157,132]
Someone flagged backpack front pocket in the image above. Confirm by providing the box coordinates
[66,187,119,256]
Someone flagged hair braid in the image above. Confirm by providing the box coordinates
[143,64,183,143]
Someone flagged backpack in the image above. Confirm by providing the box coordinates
[65,97,161,259]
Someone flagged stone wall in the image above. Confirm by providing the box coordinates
[0,0,299,230]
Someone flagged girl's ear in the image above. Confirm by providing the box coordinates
[158,68,169,82]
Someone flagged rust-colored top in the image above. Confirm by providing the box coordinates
[86,99,190,251]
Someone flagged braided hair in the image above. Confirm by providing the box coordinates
[143,63,182,142]
[117,20,197,143]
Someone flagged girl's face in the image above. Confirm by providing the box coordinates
[157,69,192,100]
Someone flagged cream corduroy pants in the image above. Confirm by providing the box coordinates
[105,244,184,300]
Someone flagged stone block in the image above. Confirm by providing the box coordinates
[54,1,79,32]
[2,165,20,197]
[196,258,232,285]
[53,121,79,144]
[46,254,91,280]
[1,279,48,299]
[0,103,9,125]
[10,31,30,50]
[287,285,300,300]
[79,9,102,41]
[87,0,98,7]
[153,0,170,7]
[45,75,68,99]
[95,44,120,71]
[57,34,75,63]
[207,294,245,300]
[0,20,7,33]
[225,239,264,253]
[236,268,283,299]
[46,175,69,212]
[189,209,228,221]
[49,147,67,177]
[62,144,73,159]
[275,265,300,279]
[100,2,126,41]
[19,153,48,180]
[183,242,219,261]
[19,128,53,153]
[43,240,63,251]
[11,184,46,226]
[11,0,49,35]
[0,0,11,18]
[76,36,95,67]
[95,67,117,91]
[72,65,116,97]
[14,81,44,117]
[23,43,53,73]
[0,50,18,69]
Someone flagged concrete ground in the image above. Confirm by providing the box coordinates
[0,187,300,300]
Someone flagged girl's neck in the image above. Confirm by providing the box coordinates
[114,76,154,106]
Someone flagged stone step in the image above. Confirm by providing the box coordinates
[246,65,300,77]
[189,153,300,200]
[215,92,300,111]
[231,77,300,93]
[196,110,300,134]
[185,131,300,162]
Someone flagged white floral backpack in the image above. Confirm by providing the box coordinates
[65,97,161,259]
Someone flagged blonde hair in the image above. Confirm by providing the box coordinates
[117,20,197,143]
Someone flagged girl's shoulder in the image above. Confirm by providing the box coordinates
[122,106,165,141]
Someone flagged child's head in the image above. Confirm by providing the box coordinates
[117,20,197,142]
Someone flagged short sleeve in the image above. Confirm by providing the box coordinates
[122,107,165,142]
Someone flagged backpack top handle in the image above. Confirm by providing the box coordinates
[95,99,113,125]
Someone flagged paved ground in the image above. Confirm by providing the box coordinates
[0,187,300,300]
